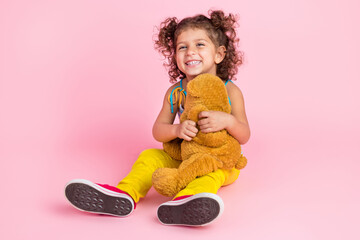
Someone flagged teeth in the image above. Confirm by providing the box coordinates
[186,61,200,65]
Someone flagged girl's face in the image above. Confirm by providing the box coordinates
[175,28,225,81]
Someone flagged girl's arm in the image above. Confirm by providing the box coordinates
[197,82,250,145]
[152,86,198,142]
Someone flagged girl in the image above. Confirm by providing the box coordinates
[65,10,250,226]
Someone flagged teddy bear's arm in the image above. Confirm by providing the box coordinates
[185,104,228,146]
[187,104,208,123]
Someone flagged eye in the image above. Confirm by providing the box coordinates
[177,45,187,51]
[197,42,205,47]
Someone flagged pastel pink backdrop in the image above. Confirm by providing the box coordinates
[1,0,359,239]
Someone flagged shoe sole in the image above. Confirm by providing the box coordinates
[65,179,134,217]
[157,193,224,226]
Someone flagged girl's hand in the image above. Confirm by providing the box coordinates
[198,111,231,133]
[176,120,198,141]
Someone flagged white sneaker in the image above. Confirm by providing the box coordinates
[65,179,135,217]
[157,193,224,226]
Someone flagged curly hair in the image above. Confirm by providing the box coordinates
[154,10,243,83]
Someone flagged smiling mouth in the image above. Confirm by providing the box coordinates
[185,60,201,66]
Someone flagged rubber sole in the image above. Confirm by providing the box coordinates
[157,193,224,226]
[65,179,134,217]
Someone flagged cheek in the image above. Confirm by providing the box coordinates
[199,49,213,58]
[176,54,184,66]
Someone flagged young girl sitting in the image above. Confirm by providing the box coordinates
[65,9,250,227]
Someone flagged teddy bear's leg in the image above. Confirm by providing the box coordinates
[152,168,181,197]
[175,153,223,193]
[152,154,223,197]
[235,154,248,170]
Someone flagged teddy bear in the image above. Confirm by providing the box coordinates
[152,73,247,197]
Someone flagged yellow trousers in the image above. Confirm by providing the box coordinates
[117,148,240,203]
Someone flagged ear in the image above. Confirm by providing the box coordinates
[215,46,226,64]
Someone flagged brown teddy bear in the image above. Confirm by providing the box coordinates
[152,73,247,197]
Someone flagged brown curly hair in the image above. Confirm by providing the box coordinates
[154,10,243,83]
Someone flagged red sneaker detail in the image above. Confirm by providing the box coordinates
[173,195,193,201]
[96,183,136,209]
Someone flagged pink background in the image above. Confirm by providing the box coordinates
[1,0,359,239]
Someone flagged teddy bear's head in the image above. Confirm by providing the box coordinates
[185,73,231,114]
[178,73,231,126]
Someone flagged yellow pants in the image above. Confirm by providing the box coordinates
[117,149,240,203]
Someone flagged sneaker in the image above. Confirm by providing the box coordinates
[65,179,135,217]
[157,193,224,226]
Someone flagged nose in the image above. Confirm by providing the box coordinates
[185,45,197,56]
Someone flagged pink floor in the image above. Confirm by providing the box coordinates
[2,124,358,240]
[1,0,359,239]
